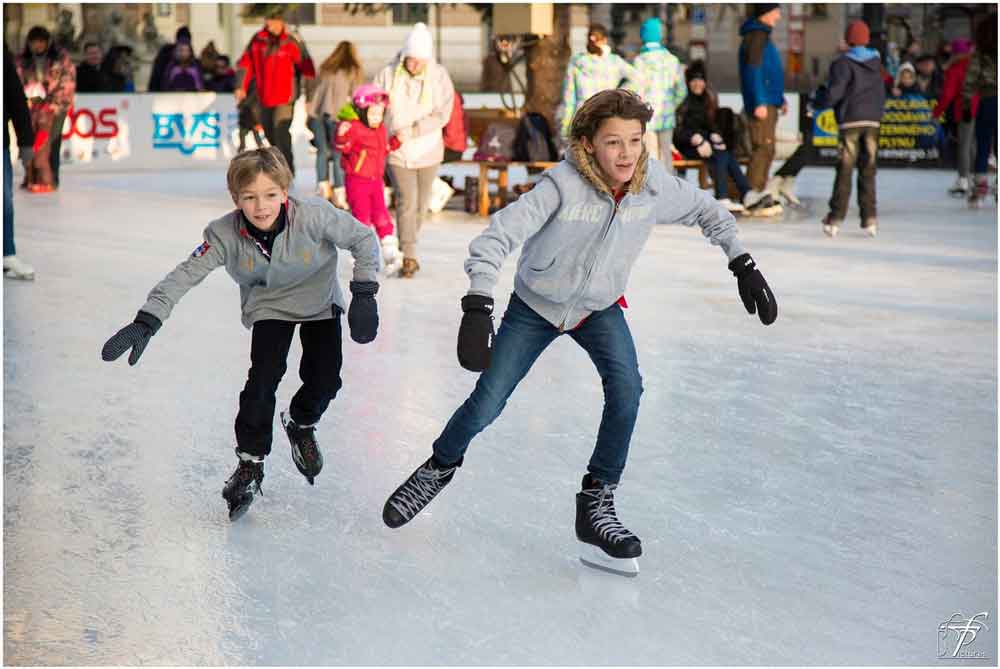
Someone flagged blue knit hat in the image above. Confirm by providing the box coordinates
[640,17,663,45]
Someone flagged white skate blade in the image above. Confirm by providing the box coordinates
[579,544,639,577]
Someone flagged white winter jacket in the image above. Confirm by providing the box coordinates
[373,58,455,169]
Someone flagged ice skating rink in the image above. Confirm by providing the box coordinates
[4,165,996,665]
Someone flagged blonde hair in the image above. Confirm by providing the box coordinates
[227,147,292,196]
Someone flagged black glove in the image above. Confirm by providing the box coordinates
[348,280,379,344]
[728,254,777,325]
[457,295,494,372]
[101,311,162,365]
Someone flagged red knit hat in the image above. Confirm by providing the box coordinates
[845,20,870,47]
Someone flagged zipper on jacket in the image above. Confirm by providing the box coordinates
[558,193,622,331]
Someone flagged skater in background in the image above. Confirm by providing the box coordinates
[628,17,685,171]
[308,40,363,208]
[4,45,36,280]
[374,22,455,278]
[335,83,405,276]
[738,4,787,215]
[381,89,777,577]
[817,19,885,238]
[235,7,315,177]
[101,147,381,521]
[556,23,638,142]
[674,60,763,214]
[15,25,75,193]
[962,15,998,208]
[933,38,978,198]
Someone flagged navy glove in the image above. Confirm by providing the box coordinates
[348,280,379,343]
[457,295,494,372]
[729,254,777,325]
[102,311,162,365]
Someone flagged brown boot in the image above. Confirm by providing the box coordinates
[400,257,420,278]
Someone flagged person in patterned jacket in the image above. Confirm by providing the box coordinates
[629,18,686,172]
[15,26,75,192]
[555,24,639,141]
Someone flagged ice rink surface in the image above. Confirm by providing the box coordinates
[3,164,997,665]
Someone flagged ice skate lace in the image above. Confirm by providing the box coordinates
[585,484,635,544]
[233,462,264,495]
[389,462,455,519]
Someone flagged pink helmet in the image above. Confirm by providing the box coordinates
[352,83,390,109]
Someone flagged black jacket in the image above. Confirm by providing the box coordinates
[75,62,109,93]
[674,92,719,149]
[821,47,886,127]
[4,48,34,148]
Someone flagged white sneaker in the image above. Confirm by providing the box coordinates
[949,176,970,197]
[3,255,35,280]
[778,176,802,207]
[717,198,746,213]
[380,235,403,276]
[332,186,348,210]
[822,214,840,238]
[742,189,772,209]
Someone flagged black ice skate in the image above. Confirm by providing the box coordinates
[576,474,642,577]
[222,452,264,522]
[281,411,323,485]
[382,455,462,528]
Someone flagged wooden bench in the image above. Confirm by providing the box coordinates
[461,157,751,217]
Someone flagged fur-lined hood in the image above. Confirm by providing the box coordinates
[566,139,652,197]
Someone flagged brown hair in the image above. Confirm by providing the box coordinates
[570,89,654,141]
[321,41,362,79]
[227,147,293,196]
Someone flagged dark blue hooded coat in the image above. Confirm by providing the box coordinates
[738,18,786,112]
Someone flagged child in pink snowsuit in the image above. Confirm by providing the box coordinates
[335,84,403,274]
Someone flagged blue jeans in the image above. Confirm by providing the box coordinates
[708,150,751,200]
[307,115,344,187]
[433,293,644,484]
[974,96,997,175]
[4,144,14,257]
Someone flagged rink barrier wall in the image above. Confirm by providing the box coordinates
[10,92,805,174]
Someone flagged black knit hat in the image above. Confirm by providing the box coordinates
[685,60,707,84]
[752,4,780,18]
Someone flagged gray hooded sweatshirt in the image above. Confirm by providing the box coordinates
[465,142,748,330]
[140,196,380,329]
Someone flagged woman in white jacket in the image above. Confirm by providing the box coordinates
[374,22,455,278]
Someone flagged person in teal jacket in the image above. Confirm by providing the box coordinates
[738,4,787,194]
[629,17,686,172]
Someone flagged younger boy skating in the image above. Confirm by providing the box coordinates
[382,90,777,577]
[335,83,404,275]
[101,147,381,521]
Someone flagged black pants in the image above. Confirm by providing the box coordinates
[50,110,66,187]
[234,315,343,458]
[260,103,295,175]
[828,126,879,221]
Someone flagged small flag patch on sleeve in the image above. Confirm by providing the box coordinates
[192,241,211,257]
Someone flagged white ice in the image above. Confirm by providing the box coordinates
[4,165,997,665]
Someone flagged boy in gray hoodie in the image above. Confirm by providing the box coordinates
[101,147,381,521]
[381,90,778,576]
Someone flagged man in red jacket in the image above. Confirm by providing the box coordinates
[235,7,315,175]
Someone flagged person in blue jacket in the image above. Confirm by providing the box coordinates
[738,4,787,198]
